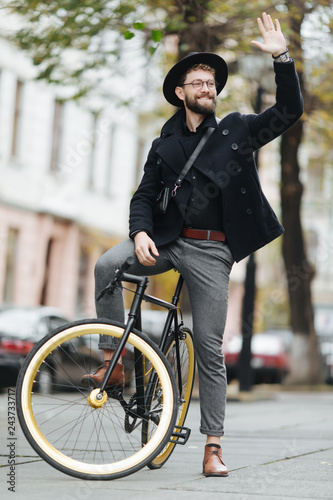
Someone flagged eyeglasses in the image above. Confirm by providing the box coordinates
[181,79,218,90]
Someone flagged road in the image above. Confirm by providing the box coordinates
[1,388,333,500]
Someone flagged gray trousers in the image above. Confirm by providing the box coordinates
[95,236,234,436]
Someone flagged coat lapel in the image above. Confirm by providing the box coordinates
[155,136,188,175]
[155,110,230,179]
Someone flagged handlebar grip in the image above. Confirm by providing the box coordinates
[117,256,136,276]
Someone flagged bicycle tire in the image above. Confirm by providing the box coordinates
[143,326,195,469]
[16,319,177,480]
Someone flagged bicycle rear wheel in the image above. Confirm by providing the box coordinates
[143,326,195,468]
[16,319,177,480]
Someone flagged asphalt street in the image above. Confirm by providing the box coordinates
[1,387,333,500]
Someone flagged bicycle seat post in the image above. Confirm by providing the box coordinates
[171,275,184,307]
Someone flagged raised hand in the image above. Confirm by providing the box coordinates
[251,12,288,57]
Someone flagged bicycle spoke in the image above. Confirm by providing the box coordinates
[17,320,177,479]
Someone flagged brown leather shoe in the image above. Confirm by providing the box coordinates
[81,361,125,388]
[203,445,229,477]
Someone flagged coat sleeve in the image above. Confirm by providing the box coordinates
[128,137,161,238]
[243,59,304,151]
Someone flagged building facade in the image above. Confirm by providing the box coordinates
[0,37,143,319]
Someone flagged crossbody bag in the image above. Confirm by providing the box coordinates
[153,126,215,219]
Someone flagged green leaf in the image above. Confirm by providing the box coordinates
[123,30,135,40]
[151,29,163,42]
[133,22,145,30]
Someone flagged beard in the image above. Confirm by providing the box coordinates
[184,93,217,115]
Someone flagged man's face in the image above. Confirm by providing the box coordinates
[178,69,217,115]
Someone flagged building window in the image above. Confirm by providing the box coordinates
[76,246,89,315]
[50,99,64,171]
[11,80,24,158]
[3,228,19,303]
[40,238,54,305]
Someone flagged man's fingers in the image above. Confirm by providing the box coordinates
[150,242,159,258]
[259,13,279,33]
[267,14,275,31]
[135,246,156,265]
[134,234,159,266]
[142,243,159,266]
[275,18,282,32]
[136,251,156,266]
[262,12,270,31]
[256,16,266,36]
[262,12,274,31]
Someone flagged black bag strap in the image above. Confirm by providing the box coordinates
[172,126,215,197]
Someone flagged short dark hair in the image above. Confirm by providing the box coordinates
[178,64,216,87]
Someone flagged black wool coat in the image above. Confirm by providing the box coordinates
[129,60,303,262]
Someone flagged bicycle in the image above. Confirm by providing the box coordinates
[16,257,195,480]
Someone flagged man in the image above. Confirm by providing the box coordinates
[83,13,303,476]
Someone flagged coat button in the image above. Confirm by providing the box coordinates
[157,157,162,164]
[240,187,246,195]
[222,129,229,135]
[231,143,238,150]
[246,208,253,215]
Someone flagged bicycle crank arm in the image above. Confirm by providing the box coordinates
[169,425,191,445]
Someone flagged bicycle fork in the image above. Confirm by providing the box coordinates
[89,274,149,416]
[99,274,148,394]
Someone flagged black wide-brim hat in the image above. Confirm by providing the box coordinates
[163,52,228,107]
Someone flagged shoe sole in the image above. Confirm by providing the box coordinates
[80,377,124,389]
[203,472,229,477]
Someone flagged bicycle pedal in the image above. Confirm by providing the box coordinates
[169,425,191,445]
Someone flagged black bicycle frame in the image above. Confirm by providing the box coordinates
[143,275,185,399]
[99,272,185,404]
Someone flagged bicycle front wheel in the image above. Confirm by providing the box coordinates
[16,319,177,480]
[143,326,195,469]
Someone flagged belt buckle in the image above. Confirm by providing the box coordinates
[206,230,211,240]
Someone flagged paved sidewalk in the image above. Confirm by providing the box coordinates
[1,389,333,500]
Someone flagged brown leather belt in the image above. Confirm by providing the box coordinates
[181,227,226,242]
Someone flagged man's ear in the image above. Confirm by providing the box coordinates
[175,86,185,102]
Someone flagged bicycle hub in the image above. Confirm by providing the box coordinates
[88,388,108,408]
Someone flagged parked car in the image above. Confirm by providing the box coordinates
[0,306,71,391]
[319,339,333,384]
[0,306,137,392]
[224,331,291,384]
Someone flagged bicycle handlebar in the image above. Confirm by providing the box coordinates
[96,256,136,301]
[116,256,136,277]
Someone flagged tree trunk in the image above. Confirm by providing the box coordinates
[175,0,218,58]
[280,4,324,384]
[280,124,323,384]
